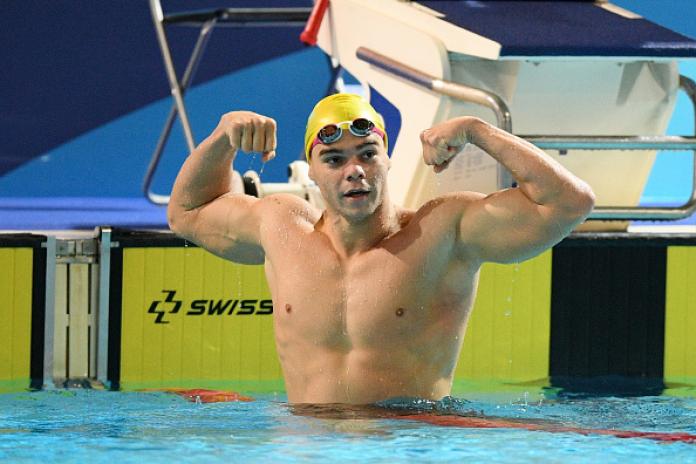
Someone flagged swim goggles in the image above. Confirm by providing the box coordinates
[310,118,386,152]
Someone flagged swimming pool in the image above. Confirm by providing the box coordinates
[2,388,696,463]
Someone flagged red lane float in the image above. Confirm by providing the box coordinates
[163,388,255,403]
[156,389,696,443]
[399,414,696,444]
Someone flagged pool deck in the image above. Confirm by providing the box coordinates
[0,197,168,233]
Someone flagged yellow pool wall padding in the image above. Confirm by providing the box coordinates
[663,246,696,395]
[120,247,281,391]
[454,250,552,387]
[0,248,33,392]
[120,247,552,392]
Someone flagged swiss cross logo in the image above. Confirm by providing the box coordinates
[146,290,273,324]
[147,290,182,324]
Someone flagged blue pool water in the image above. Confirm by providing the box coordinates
[2,389,696,463]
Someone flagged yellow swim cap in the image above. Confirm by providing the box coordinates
[304,93,387,159]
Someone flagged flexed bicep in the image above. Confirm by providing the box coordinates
[458,188,576,264]
[168,110,281,263]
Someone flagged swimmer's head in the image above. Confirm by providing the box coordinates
[304,93,388,160]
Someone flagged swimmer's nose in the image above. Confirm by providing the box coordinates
[346,164,365,182]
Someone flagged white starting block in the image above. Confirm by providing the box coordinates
[313,0,696,223]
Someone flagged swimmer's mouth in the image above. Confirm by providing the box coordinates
[343,188,371,198]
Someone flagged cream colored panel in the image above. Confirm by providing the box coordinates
[68,264,90,379]
[53,264,68,379]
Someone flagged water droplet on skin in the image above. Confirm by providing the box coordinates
[396,308,405,317]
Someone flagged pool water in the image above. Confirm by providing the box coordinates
[2,389,696,463]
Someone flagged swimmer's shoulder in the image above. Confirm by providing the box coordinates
[257,193,322,226]
[405,191,486,225]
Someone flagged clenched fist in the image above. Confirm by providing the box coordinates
[421,116,477,173]
[217,111,277,162]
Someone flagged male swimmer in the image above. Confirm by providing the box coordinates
[168,94,595,405]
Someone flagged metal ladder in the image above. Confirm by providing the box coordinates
[144,0,312,204]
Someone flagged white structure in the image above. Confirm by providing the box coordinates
[314,0,696,223]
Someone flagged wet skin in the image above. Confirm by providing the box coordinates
[264,194,478,404]
[258,132,479,403]
[168,111,595,404]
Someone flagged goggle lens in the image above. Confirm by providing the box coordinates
[309,118,385,156]
[348,118,374,136]
[316,118,377,145]
[317,124,342,144]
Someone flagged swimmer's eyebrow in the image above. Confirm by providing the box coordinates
[318,141,379,158]
[318,147,343,157]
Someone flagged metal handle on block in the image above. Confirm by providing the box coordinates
[355,46,696,221]
[356,46,514,190]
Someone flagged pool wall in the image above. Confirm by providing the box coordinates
[0,235,45,393]
[3,230,695,396]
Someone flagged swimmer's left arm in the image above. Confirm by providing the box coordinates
[421,117,595,263]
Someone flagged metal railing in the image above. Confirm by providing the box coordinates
[145,0,312,204]
[356,46,514,190]
[356,46,696,220]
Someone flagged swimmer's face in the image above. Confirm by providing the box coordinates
[308,131,390,222]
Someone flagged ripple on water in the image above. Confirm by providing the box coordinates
[1,390,696,463]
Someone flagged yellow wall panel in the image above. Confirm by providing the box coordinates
[120,247,145,385]
[161,248,185,381]
[120,247,280,391]
[120,246,551,391]
[0,248,33,386]
[0,249,16,380]
[182,248,204,382]
[142,249,165,380]
[664,246,696,384]
[455,250,552,383]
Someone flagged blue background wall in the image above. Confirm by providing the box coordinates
[0,0,694,205]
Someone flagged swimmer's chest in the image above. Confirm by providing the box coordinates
[272,237,469,348]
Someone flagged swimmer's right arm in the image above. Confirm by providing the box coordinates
[168,111,277,264]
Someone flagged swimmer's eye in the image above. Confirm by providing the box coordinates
[323,156,344,166]
[361,150,376,160]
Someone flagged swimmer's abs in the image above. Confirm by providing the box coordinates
[283,348,454,404]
